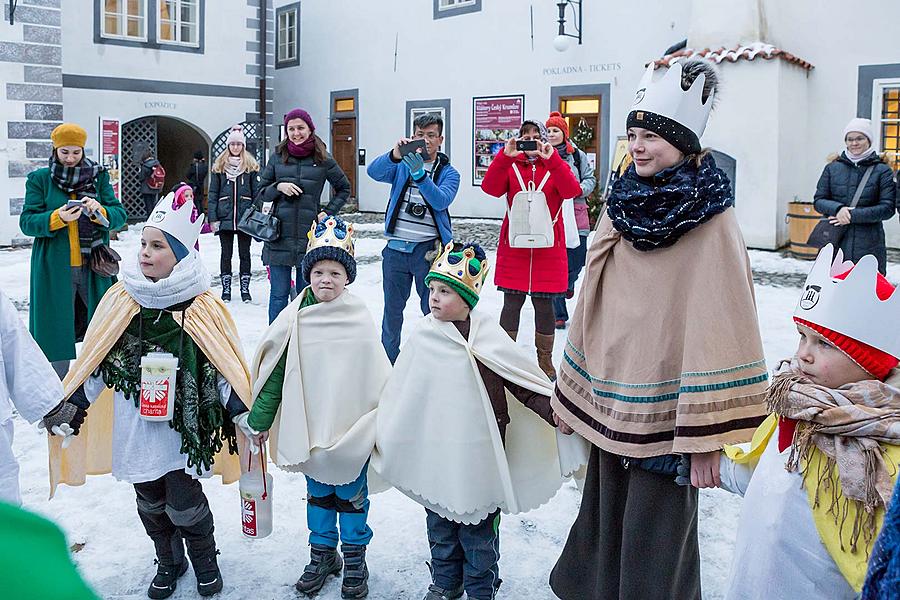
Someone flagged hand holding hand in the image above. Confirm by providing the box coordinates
[503,137,521,158]
[276,182,302,197]
[40,400,87,439]
[233,413,266,454]
[210,221,220,233]
[690,450,721,489]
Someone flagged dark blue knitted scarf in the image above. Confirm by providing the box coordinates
[607,154,733,251]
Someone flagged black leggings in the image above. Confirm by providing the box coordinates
[499,292,555,335]
[218,230,252,275]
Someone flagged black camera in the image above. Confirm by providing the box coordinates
[405,201,427,218]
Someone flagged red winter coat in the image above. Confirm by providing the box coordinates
[481,150,582,293]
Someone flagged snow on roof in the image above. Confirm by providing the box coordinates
[653,42,814,71]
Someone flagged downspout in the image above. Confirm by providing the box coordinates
[258,0,268,164]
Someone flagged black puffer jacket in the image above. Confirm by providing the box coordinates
[257,150,351,266]
[814,152,896,273]
[207,169,260,233]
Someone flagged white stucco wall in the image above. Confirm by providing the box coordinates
[0,18,28,246]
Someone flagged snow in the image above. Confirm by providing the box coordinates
[6,227,885,599]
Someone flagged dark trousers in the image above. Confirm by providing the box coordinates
[218,230,252,276]
[268,263,307,324]
[426,509,501,600]
[381,241,434,363]
[133,469,216,567]
[549,446,700,600]
[553,234,588,322]
[142,192,160,218]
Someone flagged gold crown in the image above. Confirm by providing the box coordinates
[306,216,355,256]
[428,242,489,305]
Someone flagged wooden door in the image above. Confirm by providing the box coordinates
[331,118,357,200]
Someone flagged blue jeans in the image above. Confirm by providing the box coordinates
[553,235,588,322]
[426,508,501,600]
[305,464,373,548]
[381,241,434,363]
[268,264,307,324]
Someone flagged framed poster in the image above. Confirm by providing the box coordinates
[472,95,524,185]
[99,117,121,198]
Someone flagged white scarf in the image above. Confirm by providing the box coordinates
[844,147,877,164]
[121,252,211,309]
[225,156,244,182]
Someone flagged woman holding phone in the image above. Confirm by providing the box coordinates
[480,120,582,380]
[19,123,127,377]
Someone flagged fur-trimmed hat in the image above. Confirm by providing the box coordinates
[300,216,356,284]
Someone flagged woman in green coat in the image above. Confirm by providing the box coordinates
[19,123,127,375]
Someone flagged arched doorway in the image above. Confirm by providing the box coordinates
[121,116,211,220]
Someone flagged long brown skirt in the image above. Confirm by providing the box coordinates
[549,446,701,600]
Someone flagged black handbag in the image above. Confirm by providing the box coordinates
[806,164,874,250]
[237,199,280,242]
[89,244,121,277]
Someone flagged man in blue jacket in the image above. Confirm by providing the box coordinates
[367,114,460,363]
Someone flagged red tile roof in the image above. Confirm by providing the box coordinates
[653,42,814,71]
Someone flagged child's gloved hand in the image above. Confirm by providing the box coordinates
[401,152,426,181]
[40,400,87,437]
[675,454,691,486]
[233,413,266,454]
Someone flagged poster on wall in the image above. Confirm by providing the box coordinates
[472,95,524,186]
[99,117,121,198]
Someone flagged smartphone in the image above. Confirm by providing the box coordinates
[516,140,539,152]
[399,139,427,159]
[65,199,85,210]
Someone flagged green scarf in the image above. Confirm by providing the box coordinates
[98,304,238,475]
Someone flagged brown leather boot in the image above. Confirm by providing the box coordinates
[505,329,518,341]
[535,333,557,381]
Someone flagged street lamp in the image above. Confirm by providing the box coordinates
[8,0,18,25]
[553,0,582,52]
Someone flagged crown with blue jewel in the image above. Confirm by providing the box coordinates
[425,242,489,308]
[301,216,357,284]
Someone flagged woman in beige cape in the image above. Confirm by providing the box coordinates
[549,60,769,600]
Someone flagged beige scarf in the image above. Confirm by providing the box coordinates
[250,289,390,485]
[553,209,769,457]
[49,283,253,497]
[372,311,588,524]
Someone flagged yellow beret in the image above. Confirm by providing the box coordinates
[51,123,88,149]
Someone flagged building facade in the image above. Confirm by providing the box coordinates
[1,0,275,245]
[271,0,900,250]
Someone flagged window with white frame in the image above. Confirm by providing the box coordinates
[410,107,445,136]
[277,7,298,65]
[439,0,476,9]
[158,0,199,46]
[878,85,900,172]
[102,0,147,40]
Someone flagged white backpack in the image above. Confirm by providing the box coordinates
[507,163,559,248]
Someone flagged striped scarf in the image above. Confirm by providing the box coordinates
[48,155,103,194]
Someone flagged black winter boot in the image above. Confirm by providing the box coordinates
[340,544,369,599]
[220,273,232,302]
[295,544,342,596]
[423,583,464,600]
[239,274,252,303]
[186,535,223,597]
[147,532,188,599]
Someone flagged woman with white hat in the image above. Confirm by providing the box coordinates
[813,118,896,274]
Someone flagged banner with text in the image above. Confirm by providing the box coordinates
[472,95,524,185]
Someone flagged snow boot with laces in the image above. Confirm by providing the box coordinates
[147,532,188,599]
[295,544,343,596]
[423,583,464,600]
[340,544,369,598]
[239,273,252,303]
[220,273,232,302]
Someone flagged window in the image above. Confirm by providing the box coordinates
[433,0,480,19]
[102,0,147,40]
[439,0,476,9]
[276,3,300,68]
[879,87,900,171]
[158,0,199,46]
[334,98,355,113]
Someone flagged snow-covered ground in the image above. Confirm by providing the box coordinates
[6,226,892,599]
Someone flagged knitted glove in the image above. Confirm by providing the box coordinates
[40,400,87,447]
[233,412,262,455]
[675,454,692,486]
[401,152,426,181]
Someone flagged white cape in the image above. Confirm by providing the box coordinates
[371,310,588,524]
[250,289,391,486]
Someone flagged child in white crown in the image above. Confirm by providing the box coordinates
[720,245,900,599]
[46,191,256,599]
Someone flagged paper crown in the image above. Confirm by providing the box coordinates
[306,216,354,257]
[426,242,489,308]
[630,61,715,142]
[146,191,205,253]
[794,244,899,358]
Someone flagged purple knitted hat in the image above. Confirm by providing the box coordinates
[284,108,315,132]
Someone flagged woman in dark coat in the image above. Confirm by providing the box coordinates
[814,117,896,274]
[139,149,163,218]
[208,127,260,303]
[258,108,351,323]
[20,123,127,376]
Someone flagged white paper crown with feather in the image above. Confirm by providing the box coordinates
[794,244,899,358]
[628,61,716,153]
[146,191,205,252]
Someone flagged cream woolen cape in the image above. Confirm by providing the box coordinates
[250,289,391,486]
[371,310,588,525]
[553,209,769,458]
[48,283,253,497]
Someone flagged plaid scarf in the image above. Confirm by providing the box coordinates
[48,155,103,195]
[768,360,900,549]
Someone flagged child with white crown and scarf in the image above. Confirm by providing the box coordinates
[45,191,257,599]
[720,244,900,599]
[371,241,585,600]
[248,216,390,599]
